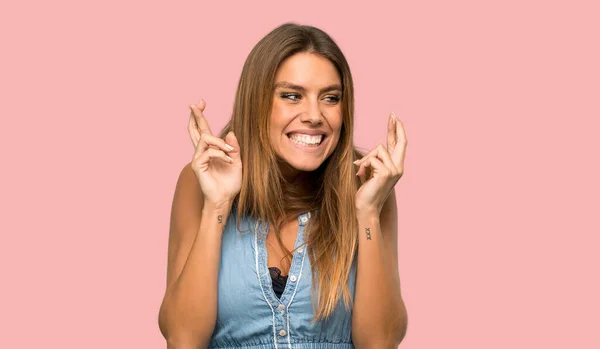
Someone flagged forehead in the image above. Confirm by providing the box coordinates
[274,52,341,87]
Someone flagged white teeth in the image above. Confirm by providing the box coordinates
[289,133,323,146]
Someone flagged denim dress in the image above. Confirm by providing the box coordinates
[207,210,357,349]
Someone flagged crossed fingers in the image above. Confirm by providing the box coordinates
[354,112,407,178]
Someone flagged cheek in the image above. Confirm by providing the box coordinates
[270,101,293,131]
[329,112,343,138]
[269,104,282,134]
[269,102,292,152]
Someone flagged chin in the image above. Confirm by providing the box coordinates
[286,159,324,172]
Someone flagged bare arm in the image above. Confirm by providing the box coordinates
[158,162,232,348]
[352,113,409,348]
[352,191,408,348]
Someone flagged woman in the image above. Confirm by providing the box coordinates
[158,23,408,349]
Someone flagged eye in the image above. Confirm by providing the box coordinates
[280,92,301,102]
[323,95,341,104]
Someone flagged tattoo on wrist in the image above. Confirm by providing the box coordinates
[366,227,372,240]
[218,215,223,224]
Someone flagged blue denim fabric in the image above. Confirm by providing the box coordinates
[208,210,357,349]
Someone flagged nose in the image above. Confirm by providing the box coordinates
[300,99,324,125]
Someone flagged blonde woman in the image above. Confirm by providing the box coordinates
[158,23,408,349]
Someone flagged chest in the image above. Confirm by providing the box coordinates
[211,212,357,346]
[265,219,300,276]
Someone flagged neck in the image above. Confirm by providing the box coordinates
[279,161,300,182]
[278,161,315,193]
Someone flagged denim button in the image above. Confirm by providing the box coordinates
[290,275,297,282]
[278,304,285,311]
[297,247,303,253]
[279,329,286,336]
[300,216,308,223]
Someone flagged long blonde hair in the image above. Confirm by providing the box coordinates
[218,22,364,322]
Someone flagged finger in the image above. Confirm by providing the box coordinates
[196,148,233,165]
[374,144,398,175]
[224,131,242,164]
[387,112,396,153]
[198,133,236,154]
[197,99,206,112]
[187,101,203,146]
[353,148,377,166]
[354,144,395,171]
[391,112,408,168]
[189,100,210,133]
[195,131,210,155]
[356,158,369,177]
[187,114,200,147]
[366,156,388,173]
[356,156,376,177]
[189,99,213,135]
[392,112,407,146]
[356,156,389,178]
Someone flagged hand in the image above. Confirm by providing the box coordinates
[188,99,242,205]
[354,112,407,215]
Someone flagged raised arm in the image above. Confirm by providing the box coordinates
[158,100,242,348]
[352,112,408,348]
[158,163,233,348]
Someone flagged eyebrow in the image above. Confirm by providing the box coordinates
[274,81,342,94]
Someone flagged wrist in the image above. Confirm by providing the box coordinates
[201,201,233,233]
[355,207,380,221]
[203,200,233,213]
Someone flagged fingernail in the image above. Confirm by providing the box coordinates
[225,144,234,151]
[392,111,398,120]
[226,155,233,162]
[353,159,360,164]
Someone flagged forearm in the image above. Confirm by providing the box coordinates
[159,202,232,348]
[352,211,407,348]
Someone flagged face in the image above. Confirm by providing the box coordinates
[269,52,343,175]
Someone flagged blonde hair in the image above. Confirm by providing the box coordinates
[218,22,364,322]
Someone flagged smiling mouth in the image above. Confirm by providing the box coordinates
[287,133,326,147]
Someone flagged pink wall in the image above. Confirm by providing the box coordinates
[1,0,598,348]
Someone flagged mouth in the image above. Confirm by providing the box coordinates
[286,132,327,149]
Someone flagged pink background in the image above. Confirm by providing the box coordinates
[1,0,598,348]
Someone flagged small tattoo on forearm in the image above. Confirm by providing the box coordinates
[218,215,223,224]
[366,227,372,240]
